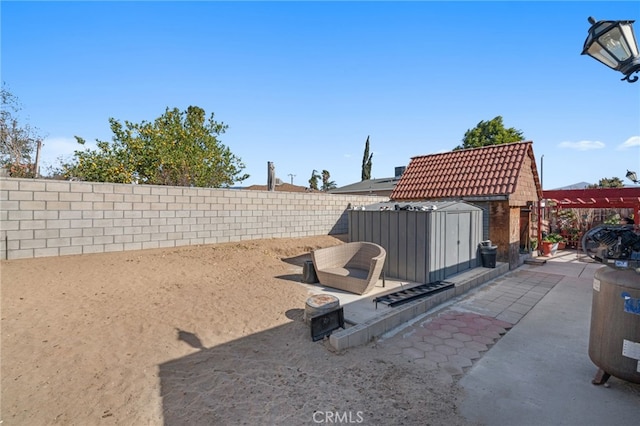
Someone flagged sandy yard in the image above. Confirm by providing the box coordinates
[1,235,469,425]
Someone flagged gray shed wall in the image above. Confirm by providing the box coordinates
[471,201,490,241]
[348,203,483,283]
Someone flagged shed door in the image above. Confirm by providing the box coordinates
[444,213,459,277]
[445,212,472,277]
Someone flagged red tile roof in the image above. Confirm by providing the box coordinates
[391,141,539,200]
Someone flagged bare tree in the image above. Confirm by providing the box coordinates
[1,84,43,177]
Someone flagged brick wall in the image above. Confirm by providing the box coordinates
[511,154,540,206]
[488,200,510,264]
[0,178,387,260]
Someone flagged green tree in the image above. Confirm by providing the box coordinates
[455,116,524,150]
[308,169,320,190]
[1,83,43,177]
[321,169,337,191]
[361,135,373,181]
[62,106,248,187]
[588,177,624,188]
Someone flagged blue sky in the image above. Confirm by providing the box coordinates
[2,1,639,190]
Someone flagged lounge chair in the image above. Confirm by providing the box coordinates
[311,242,386,295]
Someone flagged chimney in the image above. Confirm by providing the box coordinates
[395,166,406,178]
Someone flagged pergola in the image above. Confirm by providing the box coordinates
[542,188,640,221]
[536,188,640,249]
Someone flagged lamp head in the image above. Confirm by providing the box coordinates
[582,17,640,82]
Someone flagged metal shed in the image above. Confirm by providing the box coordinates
[348,201,483,284]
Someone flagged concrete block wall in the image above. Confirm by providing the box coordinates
[0,178,387,260]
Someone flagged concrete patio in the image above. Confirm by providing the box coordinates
[300,261,510,350]
[371,250,640,425]
[300,249,640,424]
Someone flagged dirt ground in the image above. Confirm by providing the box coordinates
[1,235,470,425]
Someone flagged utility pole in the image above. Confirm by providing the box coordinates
[288,174,295,185]
[34,140,42,178]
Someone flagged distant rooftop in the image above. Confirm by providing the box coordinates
[243,183,320,193]
[551,182,591,190]
[330,177,400,195]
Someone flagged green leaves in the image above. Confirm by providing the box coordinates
[456,116,525,150]
[361,135,373,181]
[309,169,320,190]
[62,106,248,187]
[588,177,624,188]
[321,169,336,191]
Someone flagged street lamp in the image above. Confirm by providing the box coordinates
[582,17,640,388]
[582,16,640,82]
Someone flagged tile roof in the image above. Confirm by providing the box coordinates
[391,141,538,200]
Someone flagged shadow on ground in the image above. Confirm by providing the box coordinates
[158,313,466,425]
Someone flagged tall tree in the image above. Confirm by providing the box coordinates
[588,177,624,188]
[455,116,524,150]
[1,84,43,177]
[308,169,320,190]
[361,135,373,181]
[62,106,248,187]
[321,169,337,191]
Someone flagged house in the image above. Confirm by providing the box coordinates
[390,141,542,269]
[329,167,405,197]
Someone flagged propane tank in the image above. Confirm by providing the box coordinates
[589,266,640,385]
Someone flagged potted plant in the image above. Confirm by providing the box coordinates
[557,235,566,250]
[541,233,563,256]
[567,227,580,249]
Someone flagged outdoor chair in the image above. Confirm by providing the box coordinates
[311,242,386,295]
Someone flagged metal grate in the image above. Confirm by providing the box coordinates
[373,281,454,309]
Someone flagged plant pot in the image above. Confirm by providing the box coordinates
[558,241,566,250]
[541,241,558,257]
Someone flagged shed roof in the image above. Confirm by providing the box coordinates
[353,200,481,212]
[391,141,541,201]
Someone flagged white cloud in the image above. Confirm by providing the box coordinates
[616,135,640,150]
[557,140,605,151]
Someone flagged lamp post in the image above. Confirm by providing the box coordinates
[581,16,640,388]
[582,16,640,82]
[626,170,639,184]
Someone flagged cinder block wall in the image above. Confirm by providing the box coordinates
[0,178,387,260]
